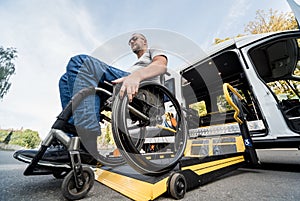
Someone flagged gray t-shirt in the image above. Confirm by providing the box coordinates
[129,47,167,83]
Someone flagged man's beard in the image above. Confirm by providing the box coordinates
[133,49,140,54]
[132,44,143,54]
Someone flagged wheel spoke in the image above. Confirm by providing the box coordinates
[112,82,187,175]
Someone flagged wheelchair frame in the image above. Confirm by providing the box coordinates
[22,86,114,200]
[18,81,186,200]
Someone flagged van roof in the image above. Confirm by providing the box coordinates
[205,30,299,57]
[178,30,300,72]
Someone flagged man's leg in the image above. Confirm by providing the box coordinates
[58,73,71,109]
[15,55,129,164]
[69,55,129,132]
[66,55,129,159]
[58,55,90,125]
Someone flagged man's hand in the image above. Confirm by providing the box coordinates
[112,72,142,102]
[112,55,167,102]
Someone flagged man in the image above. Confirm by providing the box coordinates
[15,33,168,163]
[59,33,167,135]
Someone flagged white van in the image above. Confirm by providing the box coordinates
[165,30,300,149]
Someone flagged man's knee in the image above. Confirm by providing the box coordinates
[70,54,89,61]
[66,54,89,72]
[59,73,67,87]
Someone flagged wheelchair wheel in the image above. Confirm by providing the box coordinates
[112,82,187,175]
[80,87,127,167]
[61,166,94,200]
[52,85,127,168]
[94,91,145,167]
[72,85,145,167]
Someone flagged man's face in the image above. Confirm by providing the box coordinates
[128,34,147,53]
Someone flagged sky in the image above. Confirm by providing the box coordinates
[0,0,295,139]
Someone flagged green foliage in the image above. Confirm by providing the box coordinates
[0,129,41,148]
[245,9,298,34]
[99,111,115,147]
[267,80,300,101]
[0,46,17,100]
[217,95,232,112]
[104,124,112,144]
[189,101,207,116]
[214,34,245,44]
[214,9,298,44]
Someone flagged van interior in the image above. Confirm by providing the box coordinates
[179,37,300,139]
[249,37,300,133]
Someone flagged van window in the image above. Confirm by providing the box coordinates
[249,37,300,132]
[249,38,299,82]
[267,80,300,101]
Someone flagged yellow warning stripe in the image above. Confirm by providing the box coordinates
[95,168,169,201]
[182,155,245,175]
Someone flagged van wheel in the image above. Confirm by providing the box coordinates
[169,173,187,199]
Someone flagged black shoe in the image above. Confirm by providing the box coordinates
[13,149,41,164]
[13,145,97,165]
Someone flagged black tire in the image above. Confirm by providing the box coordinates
[61,166,94,200]
[97,99,145,166]
[112,82,187,175]
[85,88,126,167]
[169,173,187,200]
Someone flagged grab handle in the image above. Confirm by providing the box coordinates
[223,83,244,124]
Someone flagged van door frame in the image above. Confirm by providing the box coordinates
[239,32,300,143]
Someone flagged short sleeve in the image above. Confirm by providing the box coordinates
[149,47,168,61]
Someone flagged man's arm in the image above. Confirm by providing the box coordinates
[112,55,167,102]
[134,55,167,80]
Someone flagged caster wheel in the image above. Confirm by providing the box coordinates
[169,173,187,200]
[61,167,94,200]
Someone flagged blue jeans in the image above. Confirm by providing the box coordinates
[58,54,129,135]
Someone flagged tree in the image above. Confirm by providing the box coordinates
[214,34,245,44]
[244,9,298,34]
[0,46,17,100]
[214,9,298,44]
[0,128,41,149]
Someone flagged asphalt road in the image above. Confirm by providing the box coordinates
[0,149,300,201]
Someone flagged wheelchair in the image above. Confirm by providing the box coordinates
[13,80,187,200]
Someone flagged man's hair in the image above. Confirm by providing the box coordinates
[133,33,147,43]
